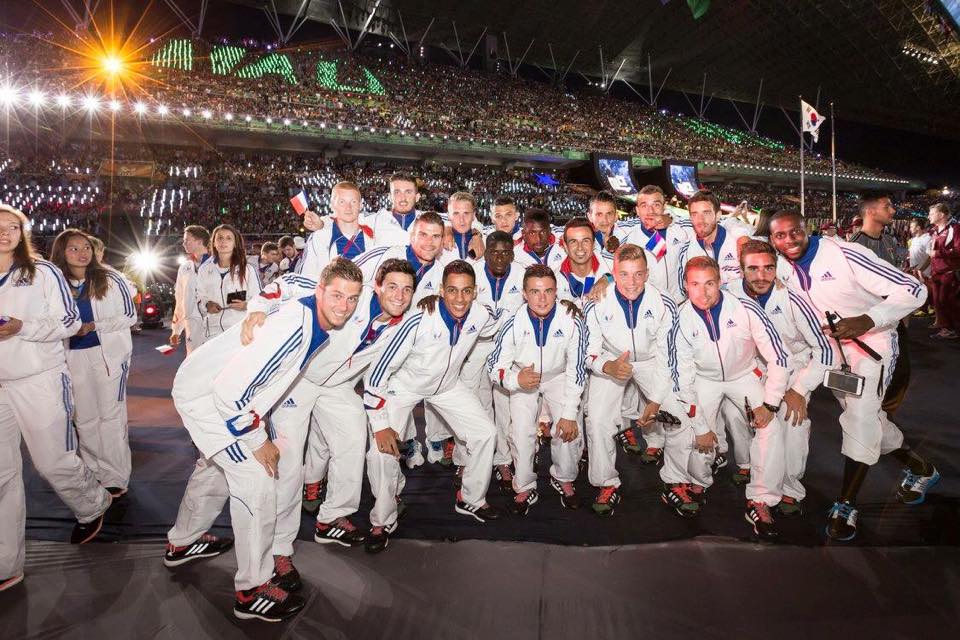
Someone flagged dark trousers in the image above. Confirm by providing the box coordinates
[931,274,960,332]
[882,321,910,415]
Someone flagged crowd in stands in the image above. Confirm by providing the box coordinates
[0,34,900,181]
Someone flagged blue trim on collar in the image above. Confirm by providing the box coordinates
[614,287,645,329]
[438,298,467,345]
[693,293,724,342]
[453,230,474,260]
[756,288,774,309]
[698,224,728,256]
[406,245,434,281]
[790,235,821,291]
[393,211,416,230]
[297,295,330,366]
[484,263,510,302]
[330,222,366,259]
[528,303,557,347]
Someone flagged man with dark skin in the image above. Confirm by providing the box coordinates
[515,208,565,270]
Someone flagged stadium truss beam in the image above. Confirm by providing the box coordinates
[328,0,353,49]
[606,58,626,94]
[160,0,197,36]
[60,0,101,32]
[387,9,412,58]
[353,0,383,50]
[283,0,313,44]
[502,33,535,77]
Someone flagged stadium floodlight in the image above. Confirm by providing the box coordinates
[266,116,273,124]
[101,55,124,75]
[182,108,192,117]
[244,115,251,122]
[224,112,234,121]
[109,99,121,112]
[83,95,100,112]
[319,122,326,128]
[130,249,159,274]
[302,120,308,126]
[201,109,212,119]
[283,118,291,125]
[28,90,45,107]
[157,104,168,116]
[0,84,17,106]
[133,101,147,114]
[56,94,71,108]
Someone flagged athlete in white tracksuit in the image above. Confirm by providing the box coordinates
[171,253,213,354]
[64,268,138,492]
[487,298,587,502]
[167,282,356,594]
[620,220,691,301]
[195,260,262,339]
[0,253,111,583]
[363,282,501,526]
[296,213,378,278]
[726,277,834,504]
[674,289,792,508]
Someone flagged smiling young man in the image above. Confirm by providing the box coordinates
[726,240,836,517]
[363,260,503,531]
[768,210,938,541]
[515,208,566,270]
[297,181,377,278]
[554,217,612,307]
[674,256,791,541]
[484,195,523,243]
[165,258,363,622]
[619,185,692,301]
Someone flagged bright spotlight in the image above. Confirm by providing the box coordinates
[109,99,121,112]
[283,118,291,125]
[0,85,17,106]
[130,250,159,273]
[176,255,188,266]
[244,114,251,122]
[83,95,100,112]
[102,55,124,75]
[157,104,168,116]
[201,109,212,119]
[56,94,71,108]
[224,112,233,121]
[133,102,147,114]
[266,116,273,124]
[28,90,45,107]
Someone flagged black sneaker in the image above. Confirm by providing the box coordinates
[745,500,778,541]
[71,511,107,544]
[614,427,644,455]
[591,486,621,516]
[396,495,408,520]
[826,501,858,541]
[711,452,728,475]
[364,524,396,554]
[106,487,128,498]
[301,480,326,515]
[639,447,663,465]
[164,533,235,567]
[494,464,514,494]
[452,465,464,490]
[455,492,503,522]
[776,496,803,518]
[661,483,700,518]
[510,489,539,516]
[233,581,305,622]
[314,517,366,547]
[272,555,302,592]
[731,467,751,487]
[550,477,581,510]
[0,574,24,592]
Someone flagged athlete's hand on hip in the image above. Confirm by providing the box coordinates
[822,314,874,340]
[517,363,541,390]
[751,405,774,429]
[253,440,280,478]
[782,389,808,427]
[0,316,22,338]
[602,351,633,381]
[241,312,267,345]
[694,431,717,453]
[555,418,579,443]
[638,401,661,427]
[374,428,401,458]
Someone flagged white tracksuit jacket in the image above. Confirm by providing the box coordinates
[474,260,526,325]
[65,269,138,374]
[514,238,567,270]
[171,254,212,337]
[353,244,444,304]
[195,260,262,338]
[0,259,81,381]
[363,301,498,431]
[621,221,693,301]
[172,294,331,458]
[296,215,378,279]
[487,303,588,421]
[554,254,612,308]
[678,224,751,289]
[583,284,680,409]
[725,278,835,395]
[674,290,792,409]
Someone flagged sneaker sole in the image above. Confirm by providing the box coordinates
[899,473,940,506]
[163,550,229,568]
[824,524,857,541]
[233,608,299,622]
[313,535,361,547]
[455,504,491,522]
[73,516,105,545]
[0,574,24,592]
[512,492,539,516]
[661,495,699,518]
[364,538,389,554]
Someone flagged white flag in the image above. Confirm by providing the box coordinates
[801,100,825,143]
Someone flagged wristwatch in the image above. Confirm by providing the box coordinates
[762,402,780,413]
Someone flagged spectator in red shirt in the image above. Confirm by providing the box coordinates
[928,203,960,339]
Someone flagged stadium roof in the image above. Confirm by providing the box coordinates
[213,0,960,139]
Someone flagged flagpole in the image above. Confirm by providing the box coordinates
[799,97,805,218]
[830,101,837,223]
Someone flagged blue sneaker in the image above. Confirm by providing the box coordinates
[826,501,858,541]
[897,467,940,505]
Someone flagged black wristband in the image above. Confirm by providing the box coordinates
[762,402,780,413]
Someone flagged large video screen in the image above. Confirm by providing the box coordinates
[594,155,638,196]
[666,162,699,199]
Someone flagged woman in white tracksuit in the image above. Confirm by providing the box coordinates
[50,229,138,497]
[196,224,261,339]
[0,206,112,592]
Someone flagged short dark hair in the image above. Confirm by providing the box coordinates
[858,191,893,213]
[184,224,210,245]
[739,240,777,265]
[563,216,595,240]
[414,211,445,231]
[260,241,279,254]
[442,259,476,286]
[320,257,364,286]
[769,209,804,226]
[278,235,295,249]
[685,256,720,280]
[589,190,617,207]
[639,185,665,198]
[688,189,720,212]
[614,243,647,265]
[375,258,417,287]
[523,207,551,228]
[486,230,514,248]
[523,264,557,289]
[389,172,418,187]
[494,196,516,207]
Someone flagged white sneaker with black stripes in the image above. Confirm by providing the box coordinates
[163,533,234,567]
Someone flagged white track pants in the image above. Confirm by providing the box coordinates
[168,398,277,591]
[461,340,511,467]
[185,317,205,355]
[308,385,367,525]
[509,374,583,493]
[696,372,785,506]
[0,367,112,578]
[620,381,665,449]
[67,349,131,489]
[366,381,495,528]
[835,337,904,465]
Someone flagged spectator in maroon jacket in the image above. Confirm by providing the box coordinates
[928,203,960,339]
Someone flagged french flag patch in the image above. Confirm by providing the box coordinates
[290,190,309,216]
